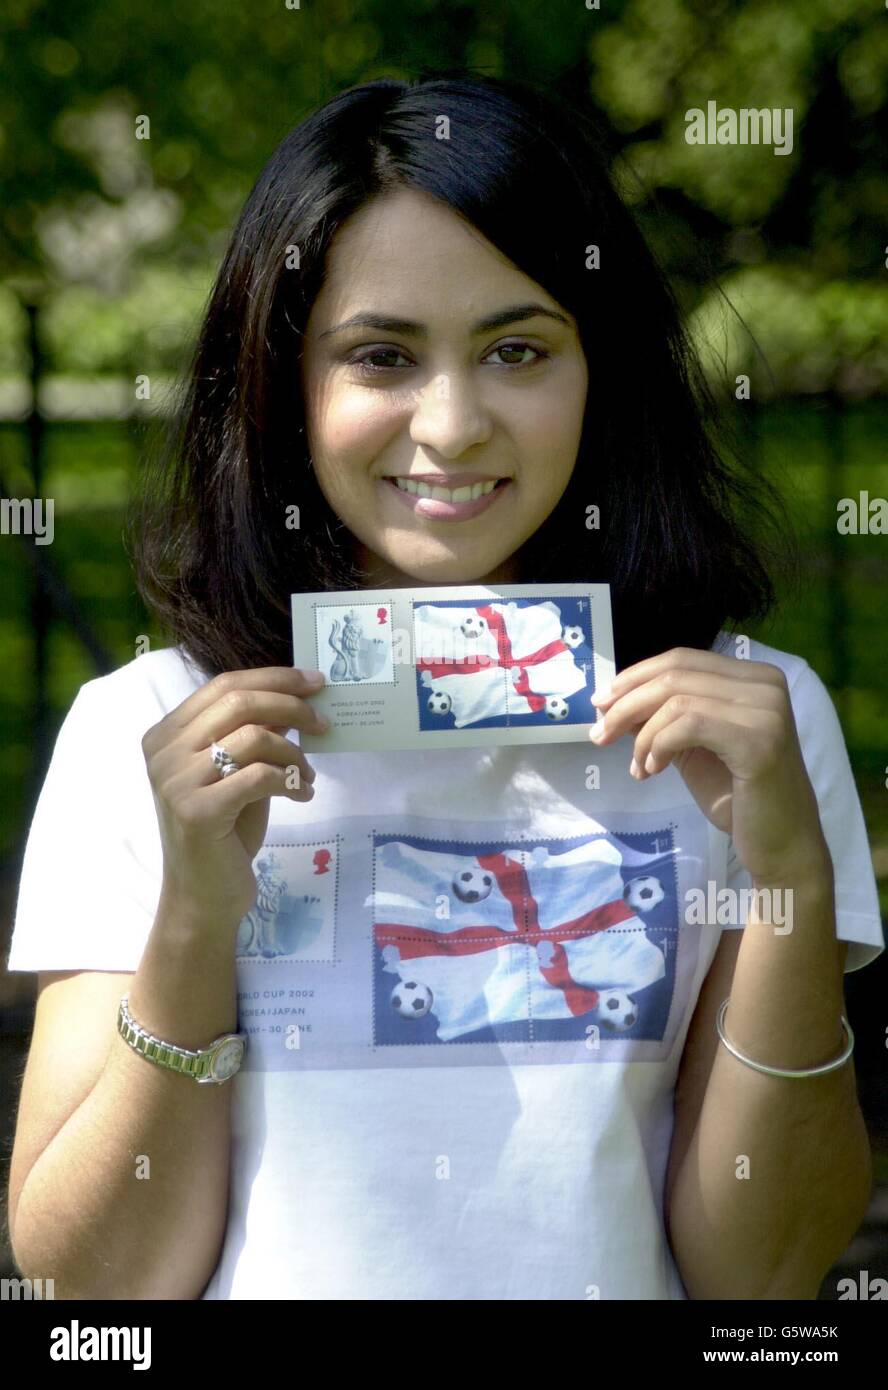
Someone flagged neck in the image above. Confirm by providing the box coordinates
[353,541,521,590]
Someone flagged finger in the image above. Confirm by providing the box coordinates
[630,697,768,779]
[205,729,316,789]
[148,667,326,741]
[181,761,318,824]
[594,647,787,709]
[159,730,316,798]
[184,688,329,752]
[590,672,785,745]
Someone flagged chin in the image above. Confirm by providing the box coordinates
[385,551,510,585]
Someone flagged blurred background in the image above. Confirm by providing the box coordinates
[1,0,886,1296]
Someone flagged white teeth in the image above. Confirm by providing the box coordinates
[392,477,500,502]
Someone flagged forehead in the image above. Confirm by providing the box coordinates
[308,187,560,326]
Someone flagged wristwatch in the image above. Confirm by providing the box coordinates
[117,995,247,1084]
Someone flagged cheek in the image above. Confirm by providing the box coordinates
[515,395,584,490]
[311,384,402,465]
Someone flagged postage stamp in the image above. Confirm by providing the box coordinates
[312,601,396,687]
[292,583,614,753]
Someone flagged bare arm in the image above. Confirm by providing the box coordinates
[665,892,871,1300]
[9,903,241,1300]
[8,664,328,1300]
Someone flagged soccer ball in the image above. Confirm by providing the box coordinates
[460,614,488,639]
[596,989,637,1031]
[391,980,433,1018]
[623,875,665,912]
[427,690,452,715]
[452,868,494,903]
[561,624,584,649]
[545,695,569,721]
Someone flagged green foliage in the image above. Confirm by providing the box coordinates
[1,0,885,285]
[690,268,888,398]
[38,266,212,374]
[592,0,887,231]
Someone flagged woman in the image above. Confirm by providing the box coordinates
[7,73,883,1300]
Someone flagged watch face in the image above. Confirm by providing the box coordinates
[211,1038,244,1081]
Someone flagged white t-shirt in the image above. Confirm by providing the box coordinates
[6,633,883,1300]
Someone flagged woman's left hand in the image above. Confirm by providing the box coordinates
[590,647,832,886]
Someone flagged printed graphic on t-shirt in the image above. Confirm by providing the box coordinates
[372,831,675,1045]
[415,596,594,730]
[235,808,711,1073]
[235,839,339,962]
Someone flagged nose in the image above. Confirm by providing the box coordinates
[408,372,493,458]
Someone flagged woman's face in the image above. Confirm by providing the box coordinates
[300,187,588,586]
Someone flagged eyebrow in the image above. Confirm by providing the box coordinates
[318,302,571,339]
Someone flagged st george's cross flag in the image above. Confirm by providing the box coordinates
[369,836,666,1042]
[416,600,589,727]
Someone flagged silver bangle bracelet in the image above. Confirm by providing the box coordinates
[716,997,854,1079]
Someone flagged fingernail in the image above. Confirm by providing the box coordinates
[303,668,325,685]
[316,715,331,731]
[644,753,656,774]
[629,757,640,778]
[588,720,605,743]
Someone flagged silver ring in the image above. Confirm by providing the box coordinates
[210,741,241,779]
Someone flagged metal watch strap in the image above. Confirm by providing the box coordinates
[117,995,246,1084]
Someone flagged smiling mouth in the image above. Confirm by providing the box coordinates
[381,474,511,522]
[386,476,506,502]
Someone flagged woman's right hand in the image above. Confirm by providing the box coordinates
[141,666,329,929]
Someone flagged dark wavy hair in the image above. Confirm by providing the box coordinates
[129,71,790,677]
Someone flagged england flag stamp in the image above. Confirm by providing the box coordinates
[415,595,593,729]
[291,582,615,753]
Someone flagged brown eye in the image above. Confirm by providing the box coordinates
[350,347,412,373]
[486,342,548,367]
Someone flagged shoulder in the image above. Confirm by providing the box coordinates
[64,647,210,737]
[87,645,209,699]
[710,629,813,695]
[709,630,838,738]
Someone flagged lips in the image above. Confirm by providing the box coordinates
[382,474,510,522]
